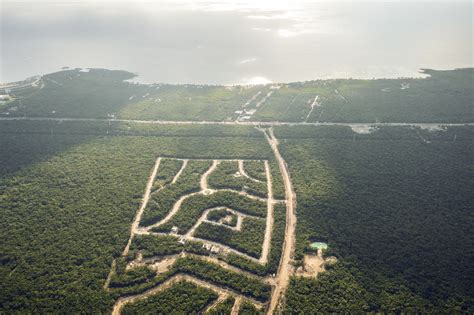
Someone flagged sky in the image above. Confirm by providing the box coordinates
[1,0,472,84]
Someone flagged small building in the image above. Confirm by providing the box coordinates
[171,226,179,234]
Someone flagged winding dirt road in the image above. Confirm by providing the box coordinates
[201,160,219,190]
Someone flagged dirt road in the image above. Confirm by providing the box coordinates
[201,160,219,190]
[171,159,188,184]
[260,127,297,315]
[1,116,468,128]
[260,160,274,265]
[123,157,161,256]
[238,160,262,183]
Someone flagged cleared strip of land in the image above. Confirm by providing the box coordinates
[0,116,471,127]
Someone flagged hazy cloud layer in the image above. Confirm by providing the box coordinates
[1,1,472,84]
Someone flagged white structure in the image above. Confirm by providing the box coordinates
[244,109,257,115]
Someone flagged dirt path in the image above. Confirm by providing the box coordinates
[260,127,297,315]
[260,160,274,265]
[145,191,201,231]
[203,292,229,314]
[219,188,268,202]
[201,160,219,190]
[171,159,188,184]
[103,260,116,289]
[184,207,233,238]
[136,228,264,264]
[123,158,161,256]
[193,254,267,281]
[256,90,274,108]
[231,296,242,315]
[305,95,319,122]
[1,117,470,129]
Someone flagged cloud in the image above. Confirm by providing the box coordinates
[246,13,291,20]
[238,57,258,65]
[252,27,272,32]
[240,76,272,85]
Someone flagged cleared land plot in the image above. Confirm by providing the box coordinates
[119,85,264,121]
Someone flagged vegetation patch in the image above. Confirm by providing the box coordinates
[175,256,271,301]
[206,296,235,315]
[207,208,238,227]
[239,300,264,315]
[243,160,267,182]
[208,161,267,198]
[122,281,218,315]
[151,159,183,192]
[194,218,266,258]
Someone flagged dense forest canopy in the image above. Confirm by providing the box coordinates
[278,125,474,313]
